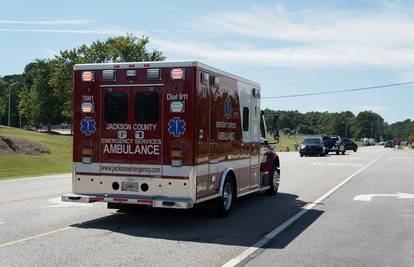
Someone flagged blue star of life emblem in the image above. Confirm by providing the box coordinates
[168,117,186,137]
[224,97,232,118]
[80,117,96,136]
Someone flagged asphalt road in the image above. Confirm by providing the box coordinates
[0,146,412,266]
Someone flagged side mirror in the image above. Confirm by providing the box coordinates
[262,111,279,144]
[273,130,280,144]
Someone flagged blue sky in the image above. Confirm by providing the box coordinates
[1,0,414,123]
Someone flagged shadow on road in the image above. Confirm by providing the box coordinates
[265,209,324,249]
[72,192,324,248]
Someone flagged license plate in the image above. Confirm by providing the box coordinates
[121,181,139,192]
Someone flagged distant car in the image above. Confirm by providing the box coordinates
[362,138,370,146]
[299,137,327,157]
[378,141,384,145]
[342,138,358,152]
[369,138,376,145]
[384,140,395,148]
[322,135,346,155]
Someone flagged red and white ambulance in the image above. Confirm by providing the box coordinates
[62,61,280,216]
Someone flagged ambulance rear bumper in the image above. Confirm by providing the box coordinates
[61,193,193,209]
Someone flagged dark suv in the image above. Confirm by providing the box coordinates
[322,135,346,155]
[299,137,327,157]
[384,140,395,148]
[342,138,358,152]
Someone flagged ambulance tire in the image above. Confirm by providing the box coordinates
[266,165,280,196]
[216,176,234,217]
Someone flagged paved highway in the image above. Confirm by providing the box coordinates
[0,146,412,266]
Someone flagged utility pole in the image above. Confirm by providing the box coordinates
[7,82,20,127]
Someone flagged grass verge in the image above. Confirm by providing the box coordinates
[267,134,306,152]
[0,126,72,180]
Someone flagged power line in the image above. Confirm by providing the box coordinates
[261,81,414,99]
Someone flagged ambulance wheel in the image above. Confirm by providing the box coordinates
[266,165,280,196]
[216,176,234,217]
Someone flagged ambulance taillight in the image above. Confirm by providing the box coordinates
[170,149,183,167]
[82,147,93,164]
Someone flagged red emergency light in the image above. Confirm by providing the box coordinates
[81,71,95,82]
[170,68,185,80]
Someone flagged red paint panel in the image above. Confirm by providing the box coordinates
[90,197,104,202]
[161,67,196,168]
[112,198,128,202]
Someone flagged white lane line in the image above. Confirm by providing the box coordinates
[0,227,72,249]
[222,153,384,267]
[0,173,71,183]
[308,162,363,167]
[354,192,414,201]
[0,193,68,204]
[0,214,116,249]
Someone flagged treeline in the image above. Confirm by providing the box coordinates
[264,109,414,141]
[0,34,413,141]
[0,34,165,130]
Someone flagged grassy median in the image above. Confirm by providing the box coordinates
[0,126,72,180]
[267,134,306,152]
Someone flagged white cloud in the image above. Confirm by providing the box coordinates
[4,5,414,71]
[0,19,94,25]
[152,38,414,69]
[154,4,414,69]
[199,5,414,47]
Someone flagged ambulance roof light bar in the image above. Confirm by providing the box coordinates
[81,71,95,82]
[81,101,94,113]
[147,68,161,80]
[170,68,185,80]
[102,69,117,81]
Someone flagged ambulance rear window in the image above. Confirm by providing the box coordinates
[105,93,128,123]
[135,92,159,123]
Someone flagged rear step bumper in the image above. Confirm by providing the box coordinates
[61,193,193,209]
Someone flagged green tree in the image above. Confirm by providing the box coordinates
[0,79,7,121]
[49,34,165,123]
[0,76,23,126]
[19,60,61,130]
[351,111,385,140]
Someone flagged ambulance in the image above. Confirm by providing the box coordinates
[62,61,280,216]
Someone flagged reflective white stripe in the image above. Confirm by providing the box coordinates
[74,163,99,173]
[74,162,193,177]
[74,157,260,178]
